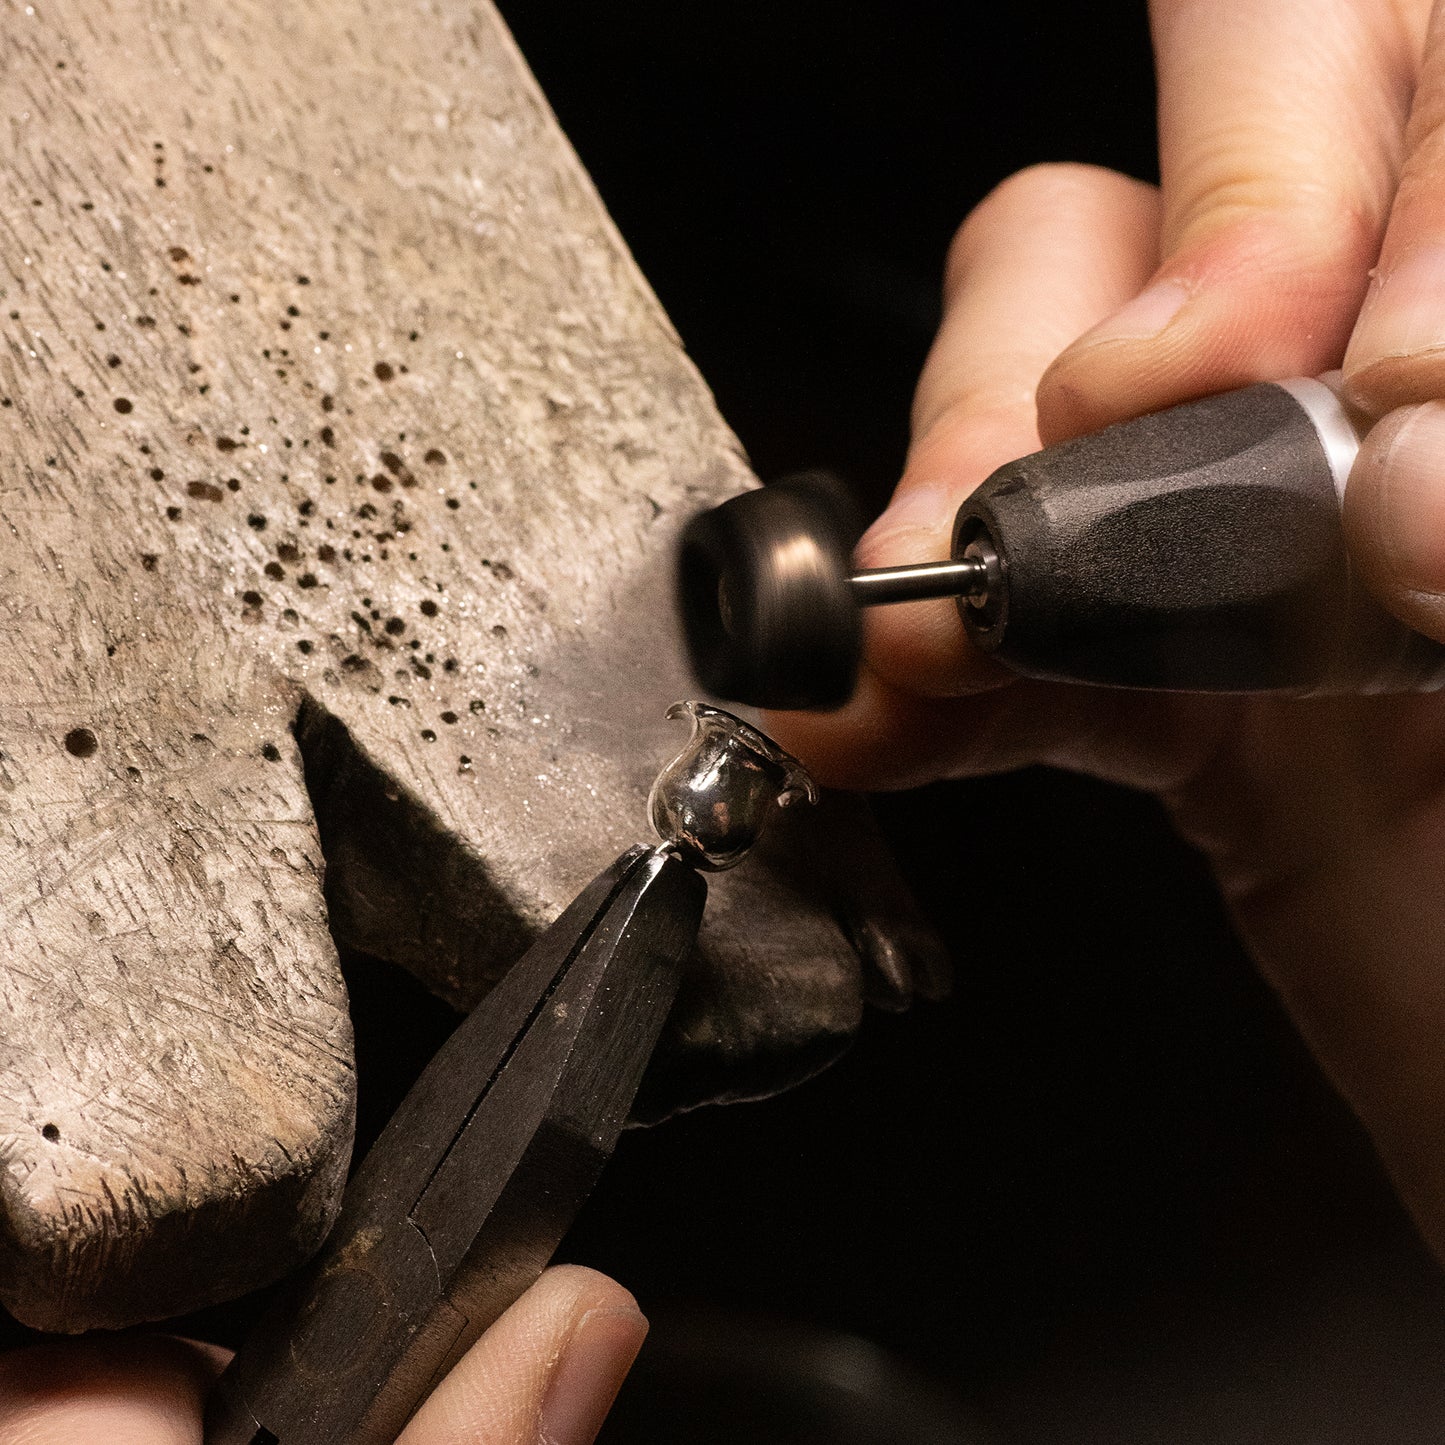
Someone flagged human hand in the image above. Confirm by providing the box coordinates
[769,0,1445,1257]
[0,1265,644,1445]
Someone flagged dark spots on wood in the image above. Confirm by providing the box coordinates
[380,451,403,474]
[187,481,224,502]
[373,362,394,382]
[166,506,182,521]
[113,398,133,414]
[226,479,241,492]
[443,658,458,673]
[150,467,164,481]
[125,765,141,781]
[297,275,310,286]
[445,498,459,510]
[320,427,334,447]
[242,590,263,607]
[264,562,284,580]
[297,639,314,654]
[317,544,336,563]
[216,436,240,452]
[247,514,267,530]
[277,542,301,564]
[411,659,431,680]
[371,475,392,494]
[419,599,438,618]
[384,617,404,636]
[297,573,318,589]
[169,247,190,264]
[107,354,121,368]
[140,554,158,572]
[177,275,200,286]
[41,1124,59,1144]
[281,608,300,626]
[469,699,486,713]
[440,711,457,725]
[63,728,98,759]
[424,448,446,466]
[388,695,410,707]
[420,729,436,742]
[491,625,506,638]
[261,743,282,762]
[458,755,472,773]
[135,315,156,328]
[321,394,335,412]
[341,654,367,672]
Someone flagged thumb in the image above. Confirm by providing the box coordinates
[0,1334,228,1444]
[398,1265,648,1445]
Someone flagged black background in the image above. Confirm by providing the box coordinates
[486,2,1445,1441]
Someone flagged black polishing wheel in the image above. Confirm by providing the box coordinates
[676,473,864,711]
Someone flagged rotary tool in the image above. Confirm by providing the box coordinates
[677,375,1445,710]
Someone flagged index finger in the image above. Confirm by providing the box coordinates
[1037,0,1425,441]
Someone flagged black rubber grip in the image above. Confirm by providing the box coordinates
[953,383,1354,691]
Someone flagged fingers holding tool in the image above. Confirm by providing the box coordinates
[766,163,1168,789]
[396,1266,647,1445]
[1038,0,1427,440]
[0,1335,227,1445]
[1344,5,1445,641]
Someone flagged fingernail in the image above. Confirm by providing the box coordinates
[857,481,953,565]
[1353,401,1445,594]
[1070,278,1191,349]
[1345,246,1445,370]
[538,1306,649,1445]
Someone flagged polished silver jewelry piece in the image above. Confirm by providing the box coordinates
[648,701,817,871]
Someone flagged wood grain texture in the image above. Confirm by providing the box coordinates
[0,0,943,1331]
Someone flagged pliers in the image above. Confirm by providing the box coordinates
[205,842,706,1445]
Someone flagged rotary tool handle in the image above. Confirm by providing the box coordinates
[953,379,1445,695]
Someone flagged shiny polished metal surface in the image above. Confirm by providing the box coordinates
[649,701,817,871]
[850,555,989,606]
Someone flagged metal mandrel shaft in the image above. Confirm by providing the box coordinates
[849,556,988,607]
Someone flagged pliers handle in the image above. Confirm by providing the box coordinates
[206,844,705,1445]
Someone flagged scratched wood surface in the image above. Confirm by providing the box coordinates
[0,0,944,1331]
